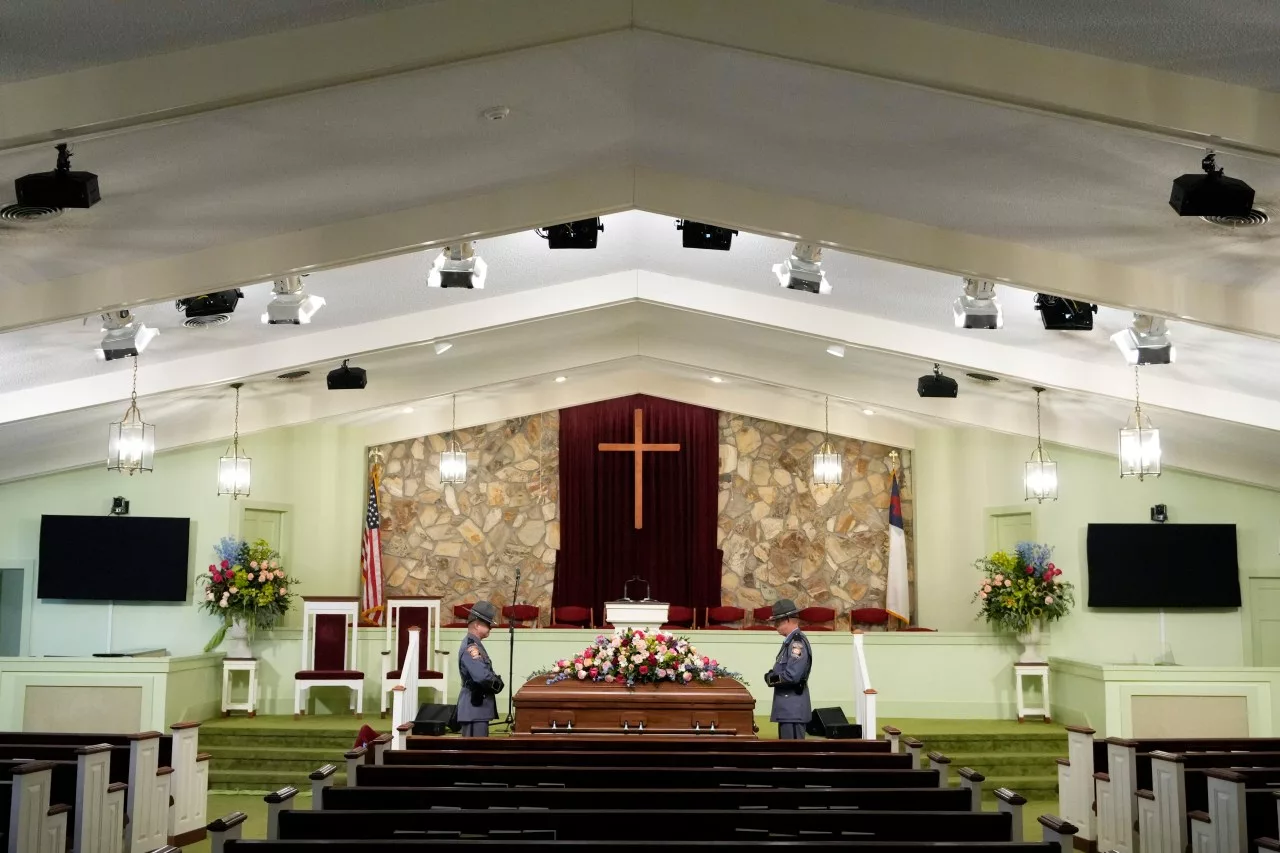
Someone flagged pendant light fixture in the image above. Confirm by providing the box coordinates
[217,382,252,499]
[1119,365,1161,479]
[1024,386,1058,503]
[107,355,155,475]
[440,394,467,484]
[812,396,842,485]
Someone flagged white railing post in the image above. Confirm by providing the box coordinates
[389,627,421,750]
[851,632,876,739]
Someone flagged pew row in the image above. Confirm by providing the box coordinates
[404,736,893,752]
[1136,755,1280,853]
[380,749,913,769]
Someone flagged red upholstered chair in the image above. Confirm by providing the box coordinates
[850,607,891,632]
[745,605,776,630]
[660,605,696,631]
[294,597,364,718]
[900,626,937,632]
[703,606,746,629]
[798,606,837,631]
[501,604,541,628]
[443,602,474,629]
[549,606,594,629]
[380,596,448,717]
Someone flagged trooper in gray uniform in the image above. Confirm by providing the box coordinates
[763,598,812,740]
[456,600,504,737]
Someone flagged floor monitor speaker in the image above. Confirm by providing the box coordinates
[413,702,459,736]
[806,706,861,739]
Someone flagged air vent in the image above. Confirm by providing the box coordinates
[182,314,230,328]
[1201,209,1269,228]
[965,372,1000,383]
[276,369,311,381]
[0,203,64,224]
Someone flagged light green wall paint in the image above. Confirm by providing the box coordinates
[914,427,1280,666]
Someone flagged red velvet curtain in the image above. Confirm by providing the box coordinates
[553,395,722,622]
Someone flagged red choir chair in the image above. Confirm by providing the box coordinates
[380,596,448,717]
[745,605,776,629]
[849,607,891,632]
[549,606,594,629]
[443,602,474,628]
[294,596,364,719]
[900,626,937,632]
[798,605,837,631]
[501,604,541,628]
[703,606,746,629]
[660,605,696,631]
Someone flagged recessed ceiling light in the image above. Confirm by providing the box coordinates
[862,408,875,416]
[433,341,453,355]
[401,406,414,414]
[709,376,724,383]
[555,376,567,383]
[481,106,510,122]
[826,344,845,358]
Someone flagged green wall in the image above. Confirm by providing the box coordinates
[913,427,1280,666]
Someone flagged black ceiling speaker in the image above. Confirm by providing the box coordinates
[544,218,604,249]
[677,219,737,250]
[326,359,367,390]
[1035,294,1097,330]
[1169,152,1254,217]
[15,143,101,209]
[917,364,958,398]
[177,290,243,318]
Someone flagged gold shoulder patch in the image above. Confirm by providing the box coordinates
[791,642,804,658]
[467,645,480,659]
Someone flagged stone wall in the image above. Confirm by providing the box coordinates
[374,405,913,626]
[717,414,913,624]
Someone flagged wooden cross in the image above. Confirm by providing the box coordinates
[598,408,681,529]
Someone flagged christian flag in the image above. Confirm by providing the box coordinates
[360,463,385,626]
[885,463,909,624]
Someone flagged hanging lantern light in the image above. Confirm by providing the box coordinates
[1024,386,1058,502]
[1119,365,1161,479]
[440,393,467,484]
[217,382,252,498]
[812,396,842,485]
[107,355,155,475]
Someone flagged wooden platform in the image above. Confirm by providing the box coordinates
[511,676,757,736]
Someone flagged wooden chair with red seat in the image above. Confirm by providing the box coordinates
[900,626,937,632]
[443,602,474,629]
[703,606,746,629]
[294,596,364,719]
[660,605,696,631]
[549,606,594,629]
[798,605,837,631]
[745,605,776,630]
[849,607,892,632]
[501,604,541,628]
[379,596,448,717]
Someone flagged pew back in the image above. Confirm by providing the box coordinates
[381,749,911,769]
[224,843,1068,853]
[406,736,891,752]
[357,764,940,789]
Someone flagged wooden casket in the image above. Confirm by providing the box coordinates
[512,676,757,737]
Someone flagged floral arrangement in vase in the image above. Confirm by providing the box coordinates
[200,537,300,652]
[973,541,1075,637]
[534,627,742,687]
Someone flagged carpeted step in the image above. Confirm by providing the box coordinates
[943,753,1062,778]
[209,767,345,793]
[201,730,361,750]
[203,746,351,773]
[956,774,1059,800]
[903,732,1066,755]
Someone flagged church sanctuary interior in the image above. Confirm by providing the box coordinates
[6,2,1280,852]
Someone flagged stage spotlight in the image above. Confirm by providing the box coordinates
[1111,313,1175,365]
[177,290,243,320]
[541,218,604,249]
[16,143,100,210]
[96,310,157,361]
[427,242,487,289]
[953,278,1002,330]
[1170,151,1254,217]
[1035,294,1097,330]
[676,220,737,250]
[773,242,830,295]
[262,275,325,325]
[326,359,368,390]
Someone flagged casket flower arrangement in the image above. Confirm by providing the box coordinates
[535,627,742,687]
[200,536,300,651]
[972,541,1074,632]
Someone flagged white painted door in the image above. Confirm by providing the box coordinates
[242,509,285,555]
[1249,578,1280,666]
[992,512,1033,553]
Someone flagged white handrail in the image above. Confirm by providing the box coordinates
[851,632,877,739]
[390,627,421,749]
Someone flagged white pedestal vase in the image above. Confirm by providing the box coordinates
[1015,621,1044,663]
[223,618,253,658]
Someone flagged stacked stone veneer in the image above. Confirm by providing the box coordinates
[375,408,913,626]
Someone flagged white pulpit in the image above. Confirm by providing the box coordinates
[604,600,669,631]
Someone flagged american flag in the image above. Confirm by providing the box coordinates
[360,463,385,626]
[885,461,909,624]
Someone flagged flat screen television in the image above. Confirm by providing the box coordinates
[1086,523,1240,608]
[38,515,191,601]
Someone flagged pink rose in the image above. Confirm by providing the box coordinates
[683,671,693,682]
[577,670,587,680]
[983,585,992,593]
[709,659,717,667]
[979,592,988,600]
[219,600,228,608]
[1025,566,1034,574]
[271,560,279,569]
[639,665,649,675]
[278,587,287,594]
[1004,579,1012,587]
[994,574,1003,583]
[250,561,258,569]
[1045,596,1054,604]
[1047,563,1055,571]
[605,675,615,683]
[220,559,230,569]
[229,586,238,594]
[275,569,284,578]
[589,667,598,678]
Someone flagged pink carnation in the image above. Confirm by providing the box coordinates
[577,670,587,680]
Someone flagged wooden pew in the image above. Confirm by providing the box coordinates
[0,743,129,853]
[2,760,71,853]
[356,763,940,789]
[405,735,892,752]
[1144,758,1280,853]
[381,749,912,769]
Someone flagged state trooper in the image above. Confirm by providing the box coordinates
[456,600,504,737]
[763,598,812,740]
